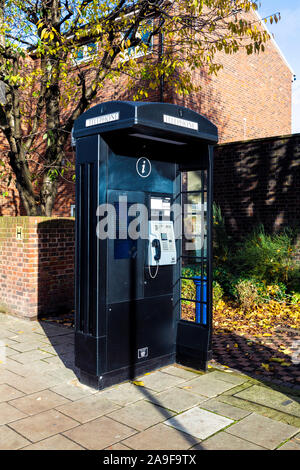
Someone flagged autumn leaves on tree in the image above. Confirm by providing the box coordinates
[0,1,275,215]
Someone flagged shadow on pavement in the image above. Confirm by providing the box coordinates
[39,318,204,449]
[39,317,300,450]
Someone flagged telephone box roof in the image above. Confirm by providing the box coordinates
[73,100,218,144]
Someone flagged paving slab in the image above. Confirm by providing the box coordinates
[39,333,74,346]
[50,380,98,401]
[36,344,58,355]
[41,343,74,356]
[0,328,16,339]
[194,431,266,450]
[100,382,156,406]
[8,349,55,364]
[44,352,75,369]
[137,371,185,392]
[4,347,25,358]
[108,400,175,431]
[2,356,56,377]
[122,422,201,450]
[5,341,47,353]
[105,443,131,450]
[5,373,63,394]
[42,355,71,367]
[1,314,299,451]
[0,383,24,402]
[7,333,45,344]
[145,387,207,413]
[21,434,85,450]
[56,394,120,423]
[164,406,233,440]
[34,325,73,337]
[0,424,31,450]
[161,365,199,380]
[9,389,70,415]
[0,368,23,385]
[45,367,78,382]
[234,385,300,418]
[8,326,38,336]
[63,416,136,450]
[179,374,238,397]
[0,338,21,348]
[207,370,249,386]
[199,398,252,420]
[226,413,299,449]
[278,440,300,450]
[0,402,28,424]
[9,409,78,442]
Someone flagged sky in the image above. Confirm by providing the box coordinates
[258,0,300,133]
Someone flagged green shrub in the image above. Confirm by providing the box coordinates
[181,278,196,302]
[213,266,240,298]
[213,281,223,305]
[235,279,259,311]
[230,225,300,289]
[182,265,202,278]
[213,203,231,265]
[181,268,224,306]
[290,291,300,304]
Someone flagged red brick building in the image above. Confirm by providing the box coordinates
[0,9,294,217]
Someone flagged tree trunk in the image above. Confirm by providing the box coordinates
[40,174,58,216]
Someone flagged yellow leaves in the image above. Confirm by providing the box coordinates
[41,29,48,40]
[213,298,300,337]
[40,27,58,42]
[132,380,144,387]
[269,357,285,364]
[269,357,291,366]
[281,348,292,355]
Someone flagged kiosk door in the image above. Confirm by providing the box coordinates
[105,188,176,376]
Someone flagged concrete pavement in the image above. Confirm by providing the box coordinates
[0,312,299,450]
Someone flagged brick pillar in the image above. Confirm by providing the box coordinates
[0,217,75,320]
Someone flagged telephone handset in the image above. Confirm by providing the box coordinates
[152,239,161,261]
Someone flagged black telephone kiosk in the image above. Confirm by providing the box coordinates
[73,101,217,389]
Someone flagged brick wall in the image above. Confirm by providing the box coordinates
[0,217,74,320]
[213,133,300,253]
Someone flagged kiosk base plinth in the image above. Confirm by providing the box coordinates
[79,353,176,390]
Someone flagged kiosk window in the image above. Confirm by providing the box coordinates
[180,170,208,325]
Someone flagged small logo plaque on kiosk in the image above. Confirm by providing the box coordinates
[138,347,148,359]
[73,100,218,390]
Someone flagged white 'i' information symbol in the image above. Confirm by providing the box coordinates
[136,157,151,178]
